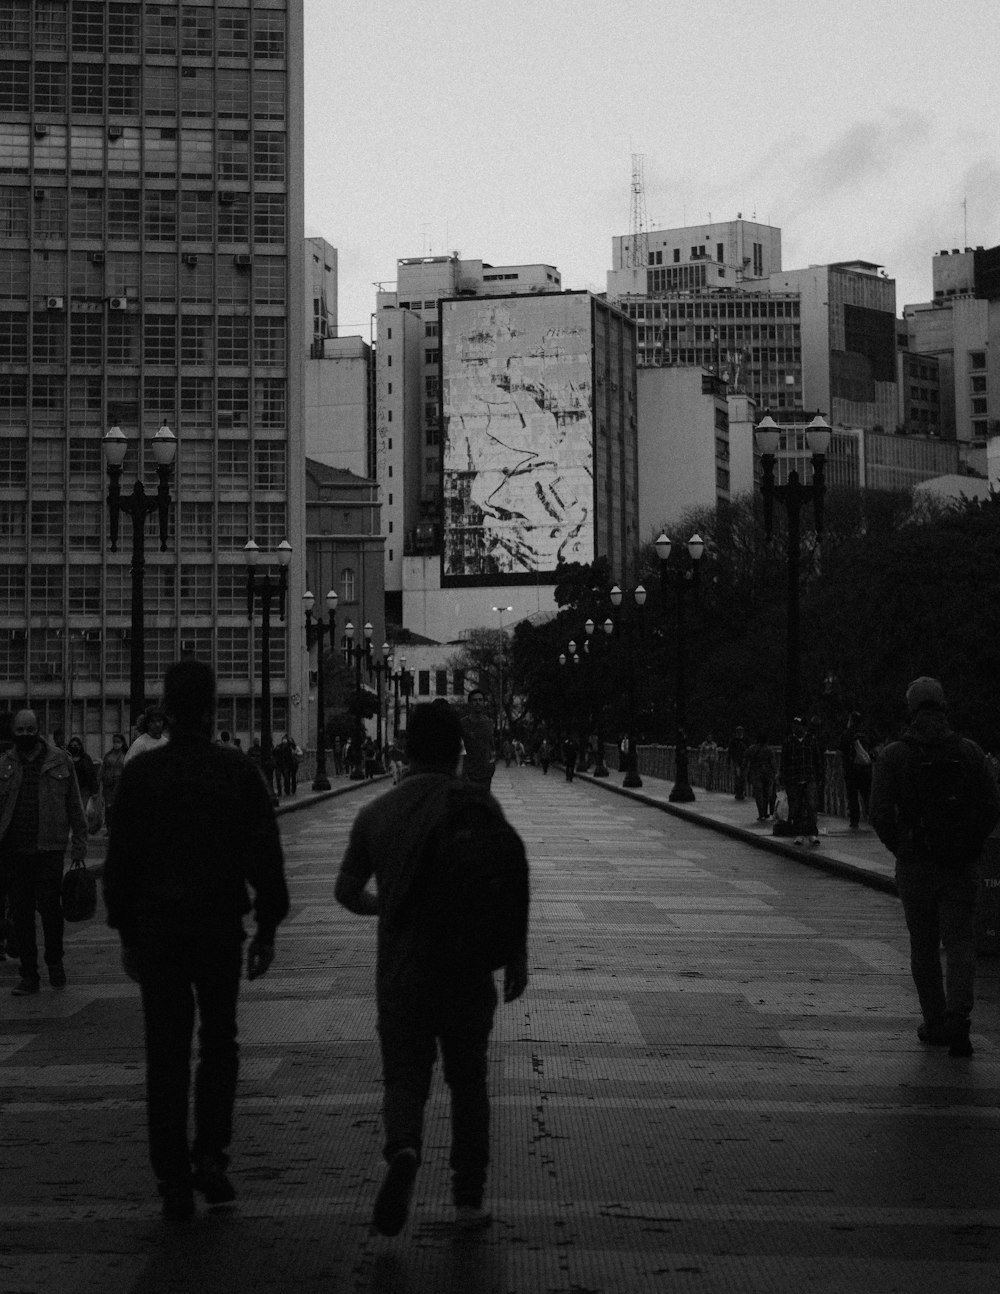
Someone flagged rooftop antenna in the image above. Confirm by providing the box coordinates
[628,153,649,269]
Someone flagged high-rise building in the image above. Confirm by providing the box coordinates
[305,234,337,353]
[0,0,305,751]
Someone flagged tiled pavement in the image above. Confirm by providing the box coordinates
[3,767,1000,1293]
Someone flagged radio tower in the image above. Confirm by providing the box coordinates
[628,153,650,269]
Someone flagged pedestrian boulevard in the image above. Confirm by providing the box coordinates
[3,766,1000,1292]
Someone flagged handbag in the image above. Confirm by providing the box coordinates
[61,860,97,922]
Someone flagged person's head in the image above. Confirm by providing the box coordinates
[792,715,805,735]
[735,726,744,736]
[906,675,946,716]
[219,729,231,745]
[112,733,126,751]
[405,703,464,774]
[162,660,215,734]
[467,689,487,712]
[848,710,862,728]
[143,705,166,738]
[11,709,41,755]
[67,736,84,757]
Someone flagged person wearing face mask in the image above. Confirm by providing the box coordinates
[66,736,98,802]
[0,710,88,995]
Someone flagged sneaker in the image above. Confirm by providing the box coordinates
[160,1179,195,1223]
[48,964,66,989]
[192,1154,236,1205]
[11,976,40,996]
[793,836,804,846]
[809,836,820,847]
[948,1019,974,1058]
[917,1023,949,1046]
[373,1148,418,1237]
[455,1205,493,1233]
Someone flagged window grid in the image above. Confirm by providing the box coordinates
[253,132,285,182]
[253,317,285,366]
[143,314,177,365]
[252,502,286,549]
[179,501,213,552]
[179,565,212,614]
[179,440,213,493]
[217,316,250,365]
[253,193,285,244]
[29,628,64,683]
[217,625,250,680]
[31,501,65,552]
[218,440,250,490]
[67,501,102,552]
[181,316,213,365]
[218,501,250,550]
[30,565,64,614]
[0,564,27,610]
[0,435,27,488]
[69,436,102,484]
[254,441,286,491]
[68,565,101,615]
[253,377,285,428]
[217,566,246,614]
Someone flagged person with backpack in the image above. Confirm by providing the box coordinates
[334,703,529,1238]
[870,676,1000,1058]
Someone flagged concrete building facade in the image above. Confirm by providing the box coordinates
[305,234,336,353]
[304,334,373,479]
[0,0,306,752]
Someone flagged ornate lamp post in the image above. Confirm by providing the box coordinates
[103,421,176,731]
[583,615,614,776]
[492,604,513,738]
[558,645,580,754]
[654,532,705,803]
[244,538,292,801]
[369,641,393,762]
[754,413,831,727]
[303,588,337,792]
[343,620,373,779]
[609,582,646,788]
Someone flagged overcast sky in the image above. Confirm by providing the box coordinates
[304,0,1000,341]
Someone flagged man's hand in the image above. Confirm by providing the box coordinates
[121,946,142,984]
[246,938,275,981]
[503,950,528,1003]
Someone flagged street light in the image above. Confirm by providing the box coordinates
[558,645,581,760]
[492,605,513,738]
[583,615,615,776]
[655,532,705,802]
[754,413,831,727]
[369,641,393,761]
[103,420,176,731]
[343,620,373,779]
[609,582,647,788]
[244,537,292,801]
[303,588,337,791]
[392,655,414,737]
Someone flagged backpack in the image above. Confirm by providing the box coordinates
[61,860,97,922]
[404,788,529,974]
[903,736,987,869]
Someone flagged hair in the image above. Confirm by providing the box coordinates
[144,705,166,724]
[467,688,485,702]
[219,729,231,743]
[162,659,216,724]
[405,702,463,769]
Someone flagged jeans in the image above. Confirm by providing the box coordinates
[751,776,774,820]
[896,862,979,1026]
[137,931,244,1184]
[7,850,64,980]
[845,766,872,827]
[377,975,497,1208]
[786,779,818,836]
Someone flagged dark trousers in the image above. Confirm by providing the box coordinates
[377,976,497,1208]
[751,775,774,820]
[564,756,576,782]
[845,765,872,827]
[896,863,978,1026]
[7,850,64,980]
[279,769,297,795]
[786,779,818,836]
[138,933,244,1185]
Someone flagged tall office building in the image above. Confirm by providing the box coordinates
[0,0,306,750]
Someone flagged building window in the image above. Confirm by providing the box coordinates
[217,316,250,365]
[217,130,249,183]
[217,377,249,428]
[254,377,285,428]
[254,317,285,366]
[67,501,101,552]
[179,440,213,493]
[340,567,355,603]
[253,70,285,120]
[252,10,285,59]
[218,502,250,550]
[253,193,285,244]
[0,435,27,487]
[254,441,286,491]
[218,440,250,490]
[68,436,102,485]
[217,9,249,56]
[217,192,249,243]
[143,315,177,365]
[253,132,285,183]
[180,190,213,241]
[144,4,178,56]
[31,501,65,552]
[180,3,214,55]
[425,349,439,365]
[970,352,986,371]
[217,627,251,680]
[217,67,249,120]
[30,565,63,614]
[179,502,213,552]
[435,670,447,696]
[252,502,286,549]
[418,670,430,696]
[0,501,26,551]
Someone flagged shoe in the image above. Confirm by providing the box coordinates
[160,1179,195,1222]
[192,1154,236,1204]
[809,836,820,847]
[373,1148,418,1237]
[48,964,66,989]
[455,1205,493,1233]
[948,1019,974,1058]
[917,1023,949,1046]
[793,836,804,846]
[11,976,40,996]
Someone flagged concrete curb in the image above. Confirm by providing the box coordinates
[274,773,390,816]
[574,769,899,897]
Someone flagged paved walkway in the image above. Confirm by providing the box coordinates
[3,767,1000,1292]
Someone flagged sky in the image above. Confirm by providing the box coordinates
[303,0,1000,342]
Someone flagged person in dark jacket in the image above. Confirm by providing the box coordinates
[779,716,824,846]
[745,733,776,822]
[839,711,873,829]
[335,703,528,1237]
[870,676,1000,1058]
[103,660,289,1221]
[66,737,98,801]
[460,690,495,791]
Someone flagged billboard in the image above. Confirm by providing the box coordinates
[441,294,594,583]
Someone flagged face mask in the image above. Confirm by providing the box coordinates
[13,733,39,753]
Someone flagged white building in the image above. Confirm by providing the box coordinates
[304,335,373,478]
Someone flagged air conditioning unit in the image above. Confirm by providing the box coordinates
[107,125,123,140]
[84,629,102,643]
[218,191,235,206]
[33,188,46,201]
[233,253,252,268]
[182,253,198,267]
[46,296,64,310]
[108,296,128,311]
[88,251,105,265]
[181,639,196,654]
[33,124,48,138]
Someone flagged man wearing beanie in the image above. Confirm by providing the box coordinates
[335,702,529,1238]
[871,677,1000,1057]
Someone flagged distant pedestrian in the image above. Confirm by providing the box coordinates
[103,660,289,1221]
[502,738,513,769]
[779,716,823,846]
[217,730,233,748]
[124,706,169,763]
[363,736,378,779]
[67,737,98,801]
[388,737,405,785]
[99,733,128,834]
[461,690,496,791]
[728,727,748,801]
[537,737,551,774]
[274,735,300,796]
[0,710,88,995]
[562,736,577,782]
[871,677,1000,1058]
[334,702,528,1236]
[839,711,873,829]
[699,734,719,790]
[745,733,776,822]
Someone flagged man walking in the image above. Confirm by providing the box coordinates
[779,715,824,846]
[871,677,1000,1058]
[103,660,289,1221]
[460,689,496,791]
[0,710,88,995]
[335,703,529,1237]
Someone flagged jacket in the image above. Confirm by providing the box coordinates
[0,741,88,859]
[780,733,823,785]
[870,710,1000,866]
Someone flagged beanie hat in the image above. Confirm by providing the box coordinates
[906,676,946,714]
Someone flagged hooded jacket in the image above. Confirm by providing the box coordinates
[870,709,1000,865]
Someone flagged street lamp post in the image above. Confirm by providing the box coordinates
[244,538,292,801]
[103,421,176,731]
[609,582,647,788]
[343,620,373,779]
[369,641,392,762]
[655,532,705,803]
[583,616,614,776]
[558,646,581,757]
[303,588,338,792]
[754,413,831,727]
[492,604,513,738]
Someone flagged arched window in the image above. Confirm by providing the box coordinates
[340,567,355,603]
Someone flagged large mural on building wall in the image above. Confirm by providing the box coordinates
[441,294,594,582]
